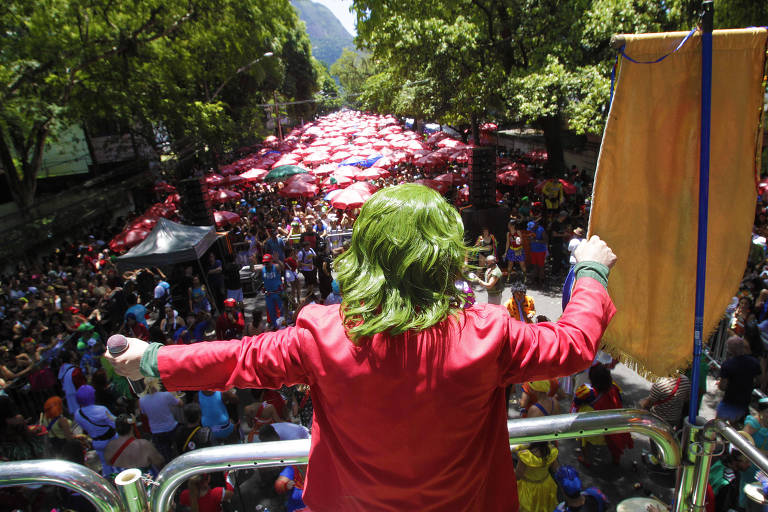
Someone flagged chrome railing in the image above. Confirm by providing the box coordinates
[0,409,683,512]
[0,459,125,512]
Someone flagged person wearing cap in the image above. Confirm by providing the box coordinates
[73,384,117,476]
[261,253,284,328]
[216,298,245,339]
[522,380,559,419]
[106,184,618,512]
[123,312,149,341]
[505,283,536,324]
[553,465,609,512]
[568,228,586,267]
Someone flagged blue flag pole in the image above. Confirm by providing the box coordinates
[689,0,714,424]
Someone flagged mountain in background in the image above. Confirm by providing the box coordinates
[291,0,355,68]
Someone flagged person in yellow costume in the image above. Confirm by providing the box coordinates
[541,177,564,212]
[516,441,560,512]
[505,283,536,323]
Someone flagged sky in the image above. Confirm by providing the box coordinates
[312,0,357,36]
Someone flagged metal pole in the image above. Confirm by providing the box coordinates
[673,418,703,512]
[273,91,283,141]
[688,0,714,424]
[115,468,149,512]
[704,418,768,475]
[0,459,125,512]
[691,419,718,512]
[150,409,680,512]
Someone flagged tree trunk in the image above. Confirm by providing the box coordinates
[538,115,565,175]
[0,125,43,213]
[471,115,480,146]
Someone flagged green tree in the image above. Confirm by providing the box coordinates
[353,0,666,171]
[330,48,376,108]
[1,0,320,210]
[0,0,195,211]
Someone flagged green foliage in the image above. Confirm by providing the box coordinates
[1,0,321,209]
[330,48,376,108]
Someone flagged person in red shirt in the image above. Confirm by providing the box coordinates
[122,313,149,341]
[179,473,233,512]
[107,184,618,512]
[215,298,245,339]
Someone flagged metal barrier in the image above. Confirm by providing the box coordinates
[0,409,683,512]
[0,459,125,512]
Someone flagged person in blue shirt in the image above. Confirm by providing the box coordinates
[73,385,117,476]
[124,293,148,328]
[264,227,286,262]
[261,254,284,328]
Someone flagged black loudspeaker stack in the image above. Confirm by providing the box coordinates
[469,147,496,209]
[177,177,215,226]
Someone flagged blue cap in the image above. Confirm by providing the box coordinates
[527,221,536,230]
[554,465,582,497]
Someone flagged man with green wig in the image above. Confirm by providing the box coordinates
[107,183,617,512]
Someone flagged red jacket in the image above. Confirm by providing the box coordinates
[156,277,615,512]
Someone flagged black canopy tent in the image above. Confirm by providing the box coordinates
[116,218,220,313]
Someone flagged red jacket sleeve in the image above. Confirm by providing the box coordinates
[156,327,311,391]
[499,276,616,386]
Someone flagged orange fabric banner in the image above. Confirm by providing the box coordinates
[589,28,767,376]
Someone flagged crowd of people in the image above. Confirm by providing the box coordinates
[0,117,766,512]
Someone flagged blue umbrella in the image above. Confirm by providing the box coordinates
[338,155,382,168]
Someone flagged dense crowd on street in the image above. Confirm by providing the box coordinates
[1,111,768,512]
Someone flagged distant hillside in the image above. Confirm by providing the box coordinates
[291,0,355,68]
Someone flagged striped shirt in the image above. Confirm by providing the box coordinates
[649,375,690,426]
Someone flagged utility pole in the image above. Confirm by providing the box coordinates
[273,91,283,141]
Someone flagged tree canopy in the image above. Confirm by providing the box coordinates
[1,0,321,210]
[351,0,765,172]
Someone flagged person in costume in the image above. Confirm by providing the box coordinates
[505,283,536,324]
[553,465,609,512]
[107,183,618,512]
[588,364,633,465]
[515,441,559,512]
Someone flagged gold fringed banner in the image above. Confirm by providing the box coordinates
[589,28,768,376]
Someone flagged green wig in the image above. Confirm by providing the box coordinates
[335,183,471,342]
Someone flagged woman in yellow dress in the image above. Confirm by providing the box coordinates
[516,441,560,512]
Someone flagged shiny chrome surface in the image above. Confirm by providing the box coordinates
[115,468,149,512]
[0,459,125,512]
[690,420,718,512]
[706,418,768,475]
[151,409,680,511]
[151,439,310,512]
[506,408,681,468]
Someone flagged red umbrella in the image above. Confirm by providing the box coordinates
[347,181,379,193]
[146,203,175,218]
[329,187,373,210]
[239,168,269,182]
[437,138,466,149]
[303,151,332,165]
[128,216,158,230]
[205,174,224,186]
[279,179,318,198]
[414,179,450,195]
[434,173,467,186]
[322,174,354,188]
[312,163,339,177]
[355,168,390,181]
[480,122,498,132]
[153,181,176,194]
[213,210,241,227]
[223,174,245,186]
[427,132,449,145]
[122,227,151,250]
[164,193,180,205]
[209,188,242,204]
